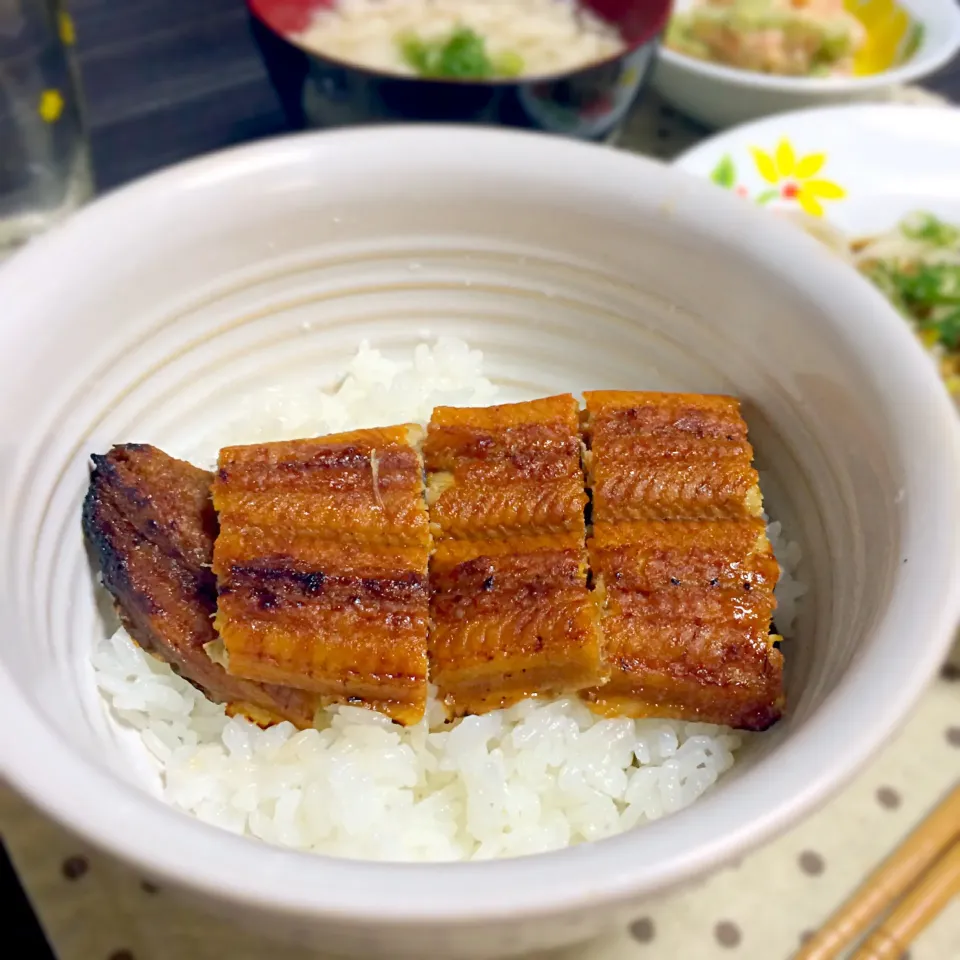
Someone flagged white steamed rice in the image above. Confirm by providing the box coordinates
[93,338,805,862]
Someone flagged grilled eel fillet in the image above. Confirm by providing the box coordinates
[582,391,784,730]
[425,395,604,715]
[82,444,321,728]
[211,427,431,725]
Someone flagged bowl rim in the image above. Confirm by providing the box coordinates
[2,125,960,926]
[657,0,960,94]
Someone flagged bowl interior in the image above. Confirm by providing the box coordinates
[250,0,671,48]
[0,128,958,924]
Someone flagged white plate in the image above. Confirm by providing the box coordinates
[674,104,960,238]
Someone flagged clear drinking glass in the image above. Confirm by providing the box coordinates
[0,0,92,252]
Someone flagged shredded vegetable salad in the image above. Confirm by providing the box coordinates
[854,213,960,395]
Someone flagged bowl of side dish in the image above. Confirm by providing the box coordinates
[247,0,671,139]
[654,0,960,128]
[1,126,960,959]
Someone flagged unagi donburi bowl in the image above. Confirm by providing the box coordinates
[1,126,959,959]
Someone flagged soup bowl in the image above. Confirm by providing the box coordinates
[247,0,671,140]
[0,127,959,959]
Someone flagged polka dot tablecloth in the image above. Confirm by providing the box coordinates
[2,87,959,960]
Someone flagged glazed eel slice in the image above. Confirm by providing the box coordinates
[425,395,605,715]
[211,427,432,726]
[581,391,784,731]
[82,444,321,728]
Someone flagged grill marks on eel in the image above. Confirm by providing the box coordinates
[581,391,783,731]
[424,396,605,715]
[211,427,431,725]
[85,391,784,733]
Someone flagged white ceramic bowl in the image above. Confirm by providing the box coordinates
[1,127,959,960]
[654,0,960,129]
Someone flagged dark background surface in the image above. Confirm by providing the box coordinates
[72,0,288,190]
[3,1,960,956]
[2,841,57,958]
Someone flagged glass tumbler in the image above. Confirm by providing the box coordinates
[0,0,92,252]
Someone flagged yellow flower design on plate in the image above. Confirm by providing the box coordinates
[38,89,65,124]
[749,138,846,217]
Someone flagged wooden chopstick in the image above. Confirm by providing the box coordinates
[794,781,960,960]
[849,838,960,960]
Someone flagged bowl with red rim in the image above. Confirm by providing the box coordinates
[247,0,671,140]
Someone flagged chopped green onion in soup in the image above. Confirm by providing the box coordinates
[398,26,524,79]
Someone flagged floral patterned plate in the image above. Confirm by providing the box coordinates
[673,104,960,237]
